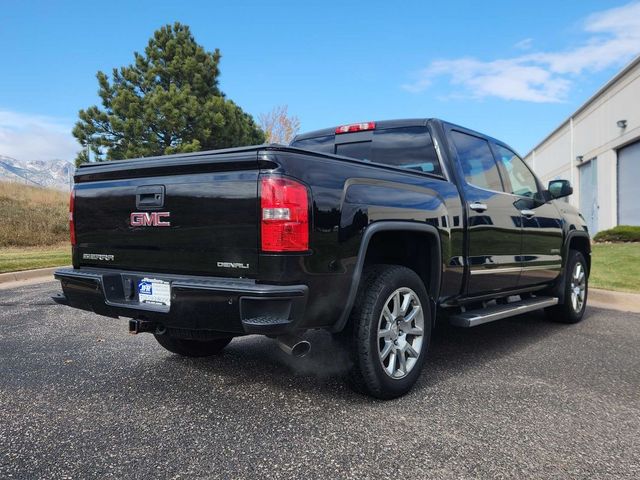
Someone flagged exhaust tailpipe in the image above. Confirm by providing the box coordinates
[277,334,311,358]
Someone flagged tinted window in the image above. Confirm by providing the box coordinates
[336,141,372,161]
[291,134,334,154]
[493,144,538,197]
[451,131,503,192]
[336,127,442,175]
[293,126,443,176]
[371,126,441,175]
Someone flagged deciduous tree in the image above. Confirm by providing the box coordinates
[259,105,301,144]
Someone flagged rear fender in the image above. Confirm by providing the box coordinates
[331,222,441,332]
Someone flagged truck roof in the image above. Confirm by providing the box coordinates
[293,118,431,142]
[293,118,520,156]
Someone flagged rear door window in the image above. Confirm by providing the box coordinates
[450,130,504,192]
[369,126,442,175]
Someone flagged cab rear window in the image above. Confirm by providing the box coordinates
[292,126,443,177]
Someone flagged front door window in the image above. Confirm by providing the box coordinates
[492,144,538,198]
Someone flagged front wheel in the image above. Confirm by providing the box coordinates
[346,265,432,399]
[545,250,588,323]
[154,334,232,357]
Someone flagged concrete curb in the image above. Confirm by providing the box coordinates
[0,266,68,288]
[589,288,640,313]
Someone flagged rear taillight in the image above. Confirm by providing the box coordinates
[260,177,309,252]
[69,189,76,246]
[335,121,375,134]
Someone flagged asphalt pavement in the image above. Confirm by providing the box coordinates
[1,281,638,479]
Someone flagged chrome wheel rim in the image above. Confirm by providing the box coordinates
[570,261,587,313]
[377,287,425,379]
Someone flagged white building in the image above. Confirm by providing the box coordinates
[524,55,640,234]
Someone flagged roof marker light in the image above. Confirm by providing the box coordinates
[335,122,376,134]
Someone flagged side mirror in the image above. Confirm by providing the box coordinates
[548,179,573,199]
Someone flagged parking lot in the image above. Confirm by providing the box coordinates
[1,281,639,479]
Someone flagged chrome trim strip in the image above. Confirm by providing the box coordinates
[470,264,562,275]
[522,264,562,271]
[431,135,451,182]
[470,267,521,275]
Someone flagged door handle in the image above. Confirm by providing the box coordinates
[521,209,536,218]
[469,202,488,212]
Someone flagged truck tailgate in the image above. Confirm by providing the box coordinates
[73,151,259,277]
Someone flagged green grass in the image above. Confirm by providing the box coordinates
[590,243,640,293]
[0,244,71,274]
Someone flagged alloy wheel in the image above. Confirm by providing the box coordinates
[570,261,587,313]
[377,287,425,379]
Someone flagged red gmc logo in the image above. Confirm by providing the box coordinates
[130,212,171,227]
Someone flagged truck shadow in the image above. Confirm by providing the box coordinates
[166,308,597,402]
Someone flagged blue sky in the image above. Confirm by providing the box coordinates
[1,0,640,162]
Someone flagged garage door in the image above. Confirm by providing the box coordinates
[579,159,598,234]
[618,141,640,226]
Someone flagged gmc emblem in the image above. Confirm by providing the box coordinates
[130,212,171,227]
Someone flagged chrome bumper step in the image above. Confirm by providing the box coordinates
[449,296,559,328]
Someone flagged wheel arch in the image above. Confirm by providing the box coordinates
[549,230,591,302]
[331,222,442,332]
[567,231,591,274]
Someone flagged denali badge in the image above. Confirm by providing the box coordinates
[83,253,114,261]
[130,212,171,227]
[217,262,250,269]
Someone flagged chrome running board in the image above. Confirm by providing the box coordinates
[449,296,559,328]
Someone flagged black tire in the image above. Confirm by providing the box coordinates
[346,265,432,399]
[545,249,588,324]
[154,334,232,357]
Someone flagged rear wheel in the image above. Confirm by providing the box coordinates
[154,334,232,357]
[545,250,588,323]
[346,265,432,399]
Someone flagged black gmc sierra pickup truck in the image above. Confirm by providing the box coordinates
[54,118,590,399]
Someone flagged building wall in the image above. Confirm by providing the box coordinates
[525,57,640,232]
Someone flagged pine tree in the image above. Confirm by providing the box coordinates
[73,22,264,164]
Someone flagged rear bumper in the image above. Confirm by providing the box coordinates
[54,267,308,336]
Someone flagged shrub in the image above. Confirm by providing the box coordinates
[593,225,640,243]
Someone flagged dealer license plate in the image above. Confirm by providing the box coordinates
[137,278,171,306]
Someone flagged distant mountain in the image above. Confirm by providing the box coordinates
[0,155,74,191]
